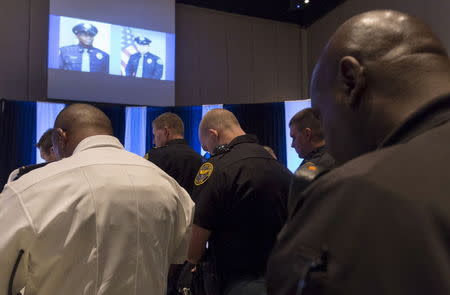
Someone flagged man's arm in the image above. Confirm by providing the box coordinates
[187,224,211,264]
[0,186,34,295]
[58,49,65,69]
[125,56,134,77]
[153,59,163,80]
[103,53,110,74]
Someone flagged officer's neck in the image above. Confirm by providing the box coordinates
[79,43,92,49]
[220,129,246,146]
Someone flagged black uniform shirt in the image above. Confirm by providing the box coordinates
[299,146,336,171]
[267,94,450,295]
[145,139,202,195]
[193,134,292,284]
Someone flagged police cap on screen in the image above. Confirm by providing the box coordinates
[134,36,152,45]
[72,23,98,36]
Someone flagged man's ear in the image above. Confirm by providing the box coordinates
[208,129,219,138]
[304,128,313,141]
[338,56,366,108]
[164,127,170,137]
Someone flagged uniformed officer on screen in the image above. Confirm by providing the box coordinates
[58,23,109,73]
[125,36,163,79]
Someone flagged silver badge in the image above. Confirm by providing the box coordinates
[96,53,103,60]
[147,59,153,64]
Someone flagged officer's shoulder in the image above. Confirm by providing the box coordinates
[60,45,77,52]
[148,53,163,63]
[294,162,329,186]
[145,145,168,156]
[93,47,109,57]
[194,161,216,187]
[147,52,160,59]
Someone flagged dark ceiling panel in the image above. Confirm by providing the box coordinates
[176,0,346,27]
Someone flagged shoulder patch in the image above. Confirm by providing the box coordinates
[194,162,214,186]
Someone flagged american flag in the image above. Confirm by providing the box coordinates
[121,27,137,75]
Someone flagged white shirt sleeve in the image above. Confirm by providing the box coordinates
[0,185,35,295]
[170,185,195,264]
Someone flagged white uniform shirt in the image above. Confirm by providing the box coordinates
[0,135,194,295]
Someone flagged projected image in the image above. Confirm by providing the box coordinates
[111,27,167,80]
[56,17,111,73]
[48,15,175,81]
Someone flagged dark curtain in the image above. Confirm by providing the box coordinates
[92,103,126,144]
[146,106,202,153]
[224,102,287,165]
[0,100,37,188]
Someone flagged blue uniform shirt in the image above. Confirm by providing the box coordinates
[125,52,163,79]
[59,45,109,73]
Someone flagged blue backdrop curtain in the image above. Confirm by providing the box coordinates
[146,106,202,153]
[0,100,37,188]
[224,102,287,165]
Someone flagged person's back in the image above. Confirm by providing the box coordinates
[1,135,193,295]
[266,10,450,295]
[146,139,202,196]
[0,105,194,295]
[147,113,202,196]
[199,137,290,280]
[187,109,291,294]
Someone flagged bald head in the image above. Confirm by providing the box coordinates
[200,109,241,133]
[199,109,245,153]
[311,10,450,164]
[53,104,113,159]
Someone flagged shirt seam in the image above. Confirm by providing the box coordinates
[12,162,160,195]
[81,169,100,293]
[124,169,140,295]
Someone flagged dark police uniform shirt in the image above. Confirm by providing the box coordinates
[193,134,292,286]
[298,145,336,171]
[125,52,163,79]
[266,93,450,295]
[288,146,336,217]
[145,139,202,196]
[59,45,109,73]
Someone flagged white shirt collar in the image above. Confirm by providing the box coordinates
[72,135,124,155]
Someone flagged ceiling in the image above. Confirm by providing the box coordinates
[176,0,346,27]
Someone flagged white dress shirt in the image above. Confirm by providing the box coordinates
[0,135,194,295]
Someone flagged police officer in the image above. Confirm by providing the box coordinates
[125,36,163,79]
[287,107,336,216]
[267,10,450,295]
[36,128,57,163]
[145,112,202,196]
[59,23,109,73]
[289,107,335,171]
[185,109,291,295]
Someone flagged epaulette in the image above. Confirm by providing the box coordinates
[13,162,48,181]
[287,162,329,219]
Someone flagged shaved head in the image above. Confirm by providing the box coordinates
[200,109,241,133]
[53,104,113,159]
[199,109,245,153]
[311,10,450,164]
